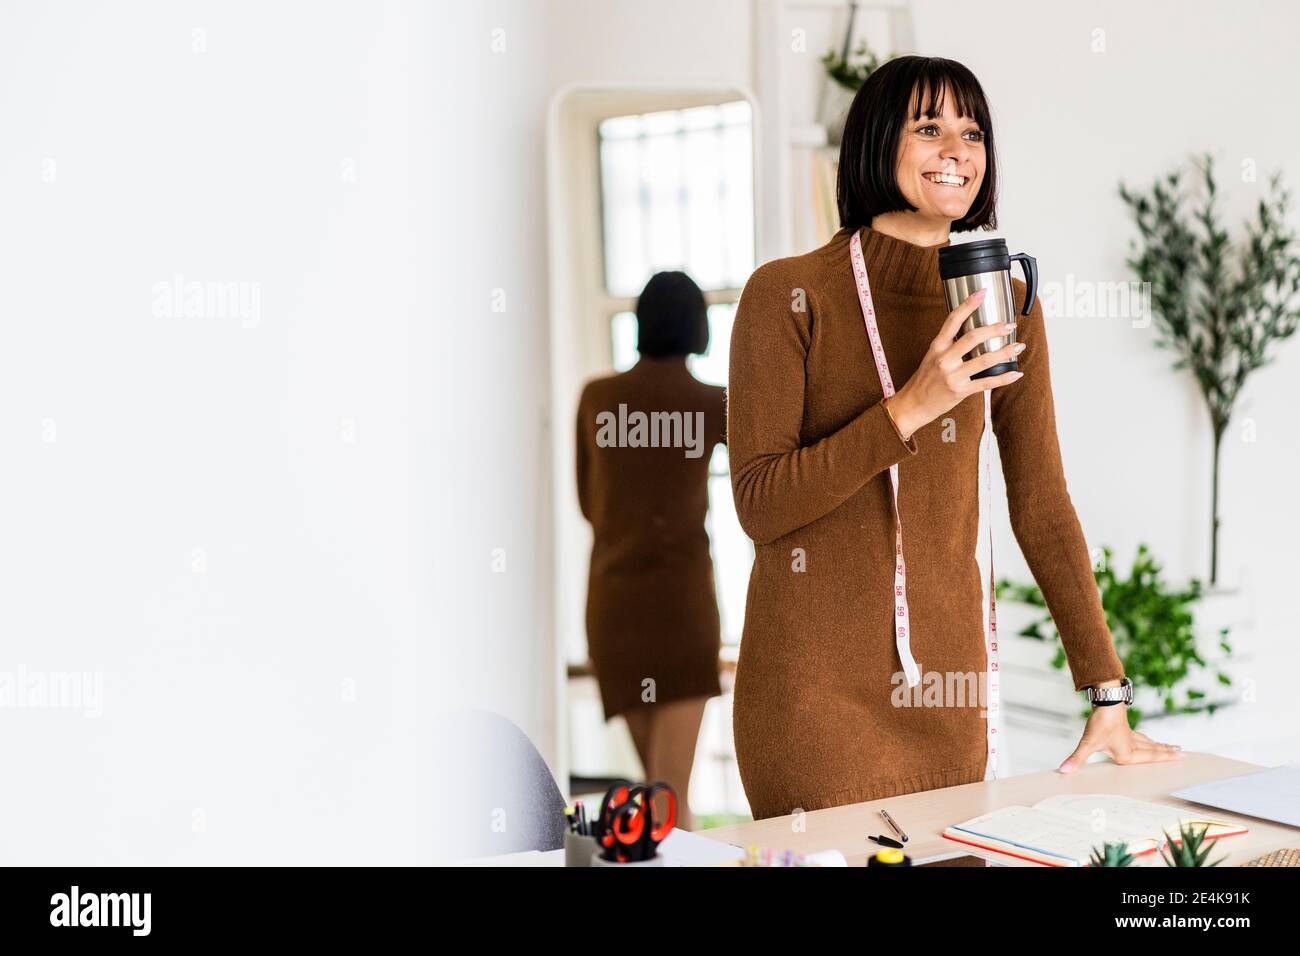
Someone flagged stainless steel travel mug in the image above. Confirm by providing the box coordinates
[938,239,1038,379]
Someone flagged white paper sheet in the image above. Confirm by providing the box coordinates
[1171,764,1300,828]
[658,828,747,866]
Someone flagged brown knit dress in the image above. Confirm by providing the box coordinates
[576,356,728,721]
[726,224,1125,820]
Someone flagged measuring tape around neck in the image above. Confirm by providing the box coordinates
[849,229,1000,781]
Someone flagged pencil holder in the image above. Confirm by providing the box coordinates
[590,848,665,867]
[564,830,599,867]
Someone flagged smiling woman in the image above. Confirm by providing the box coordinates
[727,55,1178,821]
[837,56,998,245]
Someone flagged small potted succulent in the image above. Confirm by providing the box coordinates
[1160,822,1227,867]
[1088,821,1227,867]
[1088,841,1136,868]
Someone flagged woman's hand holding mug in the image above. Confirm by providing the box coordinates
[883,288,1025,442]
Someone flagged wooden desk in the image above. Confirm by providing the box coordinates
[699,753,1300,866]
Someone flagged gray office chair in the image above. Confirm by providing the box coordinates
[434,708,567,861]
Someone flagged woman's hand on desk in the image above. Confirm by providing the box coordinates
[1058,704,1184,773]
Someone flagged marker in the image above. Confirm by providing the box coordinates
[881,809,908,843]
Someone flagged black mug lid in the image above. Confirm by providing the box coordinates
[939,238,1010,279]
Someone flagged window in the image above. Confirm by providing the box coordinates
[598,101,754,298]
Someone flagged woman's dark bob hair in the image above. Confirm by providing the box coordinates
[635,270,709,357]
[837,55,998,233]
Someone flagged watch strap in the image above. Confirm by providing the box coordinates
[1086,677,1132,706]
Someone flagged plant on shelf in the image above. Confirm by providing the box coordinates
[996,543,1233,729]
[1118,154,1300,586]
[821,39,886,92]
[819,39,894,146]
[817,1,896,146]
[1160,822,1227,867]
[1088,841,1136,868]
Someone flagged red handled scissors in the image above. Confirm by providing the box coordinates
[596,781,677,863]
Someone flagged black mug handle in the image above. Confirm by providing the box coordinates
[1009,252,1038,315]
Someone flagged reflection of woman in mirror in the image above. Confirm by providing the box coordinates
[726,56,1179,821]
[575,271,727,830]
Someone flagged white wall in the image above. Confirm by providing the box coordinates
[0,0,451,864]
[428,0,556,769]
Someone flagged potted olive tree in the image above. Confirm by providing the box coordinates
[1118,155,1300,587]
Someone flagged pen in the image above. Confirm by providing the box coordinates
[881,809,908,843]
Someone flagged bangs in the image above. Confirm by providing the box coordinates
[906,61,991,130]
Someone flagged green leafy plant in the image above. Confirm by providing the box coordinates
[996,544,1232,729]
[1160,822,1227,867]
[821,40,888,92]
[1118,155,1300,585]
[1088,841,1136,868]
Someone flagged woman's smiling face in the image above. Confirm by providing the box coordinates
[894,83,987,225]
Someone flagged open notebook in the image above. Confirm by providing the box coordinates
[942,794,1248,867]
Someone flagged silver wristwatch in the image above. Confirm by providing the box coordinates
[1085,677,1132,707]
